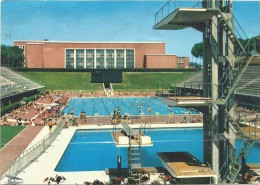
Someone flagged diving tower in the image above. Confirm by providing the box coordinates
[154,0,258,183]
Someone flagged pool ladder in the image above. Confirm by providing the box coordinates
[128,128,142,182]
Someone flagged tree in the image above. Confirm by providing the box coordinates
[189,62,202,69]
[191,42,203,58]
[191,35,260,59]
[236,35,260,54]
[1,45,24,68]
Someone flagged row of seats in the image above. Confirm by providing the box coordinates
[236,65,260,88]
[174,65,260,98]
[0,67,44,98]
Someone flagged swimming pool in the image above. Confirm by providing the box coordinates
[55,128,260,172]
[62,97,200,116]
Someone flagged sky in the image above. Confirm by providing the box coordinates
[1,0,259,63]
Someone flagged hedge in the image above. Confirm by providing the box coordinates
[1,91,46,116]
[12,67,200,73]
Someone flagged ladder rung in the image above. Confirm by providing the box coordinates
[228,170,237,177]
[233,162,240,168]
[226,177,232,183]
[229,169,237,176]
[132,164,141,168]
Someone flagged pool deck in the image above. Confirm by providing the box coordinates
[1,123,202,184]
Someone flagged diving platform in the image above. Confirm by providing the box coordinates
[154,8,217,32]
[112,124,153,147]
[158,152,217,183]
[156,96,224,107]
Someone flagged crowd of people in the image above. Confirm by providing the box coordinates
[0,93,63,126]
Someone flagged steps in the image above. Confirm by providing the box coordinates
[103,83,114,97]
[223,110,256,183]
[216,11,246,55]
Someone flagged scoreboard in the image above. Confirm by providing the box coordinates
[91,69,122,83]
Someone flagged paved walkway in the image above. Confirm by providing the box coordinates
[0,126,44,176]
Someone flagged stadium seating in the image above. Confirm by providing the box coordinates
[235,65,260,96]
[0,67,44,98]
[173,65,260,98]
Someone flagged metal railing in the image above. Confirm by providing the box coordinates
[154,0,202,25]
[7,122,63,177]
[74,114,202,125]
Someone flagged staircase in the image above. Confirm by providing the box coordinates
[103,83,114,97]
[223,110,256,183]
[216,11,246,55]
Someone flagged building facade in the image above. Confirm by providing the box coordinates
[14,41,189,69]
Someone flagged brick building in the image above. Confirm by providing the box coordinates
[14,41,189,69]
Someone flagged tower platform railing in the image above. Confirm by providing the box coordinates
[154,0,202,25]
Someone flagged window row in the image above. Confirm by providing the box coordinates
[65,49,135,69]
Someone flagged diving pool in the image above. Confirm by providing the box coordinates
[55,128,260,172]
[62,97,200,116]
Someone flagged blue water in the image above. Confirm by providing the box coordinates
[62,97,200,116]
[55,128,260,172]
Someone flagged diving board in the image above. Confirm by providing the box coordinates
[122,123,136,137]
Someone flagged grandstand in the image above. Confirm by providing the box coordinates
[0,67,44,101]
[171,64,260,101]
[235,65,260,97]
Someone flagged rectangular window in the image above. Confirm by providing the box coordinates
[178,58,184,63]
[66,49,74,68]
[96,49,105,69]
[126,49,134,68]
[76,49,84,69]
[116,49,124,69]
[178,58,184,68]
[86,49,94,69]
[106,49,114,69]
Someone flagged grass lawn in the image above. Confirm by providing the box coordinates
[0,126,26,148]
[20,72,103,91]
[114,72,192,91]
[20,71,194,91]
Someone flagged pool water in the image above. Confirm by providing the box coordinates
[62,97,200,116]
[55,128,260,172]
